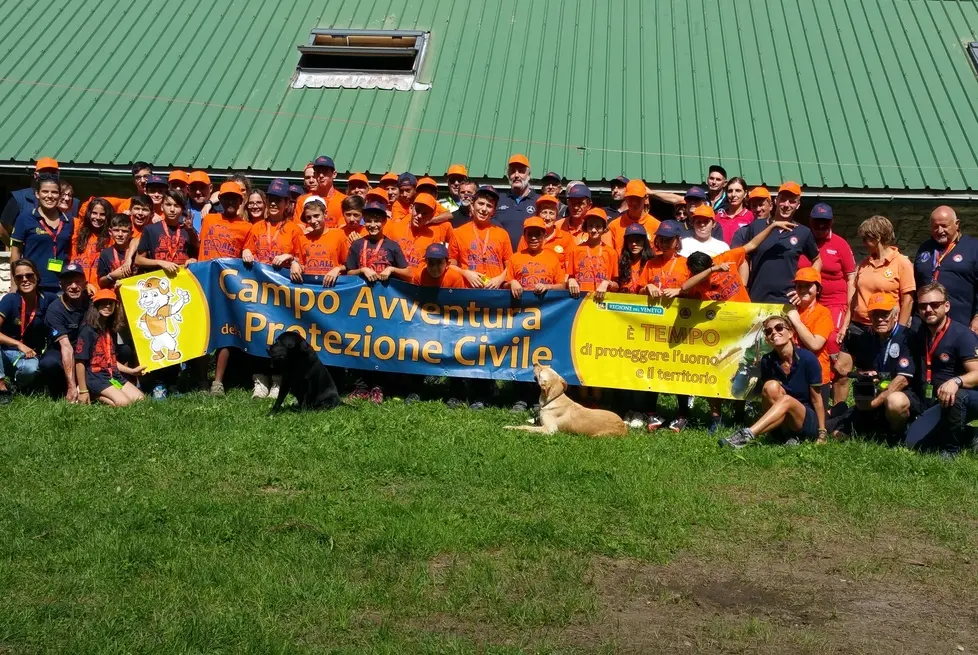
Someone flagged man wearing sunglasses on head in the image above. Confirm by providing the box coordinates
[720,315,826,449]
[905,282,978,455]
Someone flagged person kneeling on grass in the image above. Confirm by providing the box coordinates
[721,315,827,448]
[74,289,145,406]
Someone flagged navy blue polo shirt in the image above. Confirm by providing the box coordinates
[345,237,407,273]
[451,206,472,229]
[851,324,916,380]
[0,291,53,351]
[760,347,822,406]
[494,189,540,249]
[136,222,198,267]
[732,219,819,303]
[44,295,89,349]
[913,319,978,391]
[96,246,129,281]
[10,209,74,291]
[913,236,978,326]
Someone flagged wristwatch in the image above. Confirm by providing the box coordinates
[952,376,963,387]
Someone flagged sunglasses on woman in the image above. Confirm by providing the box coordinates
[763,323,787,337]
[14,273,36,281]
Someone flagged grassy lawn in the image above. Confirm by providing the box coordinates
[3,392,978,653]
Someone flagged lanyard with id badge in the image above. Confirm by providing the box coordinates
[924,321,950,400]
[101,331,124,389]
[38,216,65,273]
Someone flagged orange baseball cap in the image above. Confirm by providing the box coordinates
[35,157,59,171]
[92,289,118,304]
[508,154,530,167]
[365,188,389,205]
[168,170,189,184]
[447,164,468,177]
[535,194,559,207]
[747,187,771,200]
[624,179,647,198]
[523,216,547,231]
[778,181,802,197]
[347,173,369,186]
[218,181,244,198]
[867,293,897,313]
[188,170,211,185]
[379,172,398,184]
[794,267,822,285]
[690,205,716,219]
[584,207,609,224]
[413,193,439,212]
[417,176,439,190]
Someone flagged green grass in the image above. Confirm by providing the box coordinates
[3,393,978,653]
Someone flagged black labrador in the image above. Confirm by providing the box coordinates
[267,331,341,414]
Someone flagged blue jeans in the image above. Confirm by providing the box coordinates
[0,348,41,387]
[905,389,978,452]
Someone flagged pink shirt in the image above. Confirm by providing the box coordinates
[715,207,755,244]
[800,231,855,317]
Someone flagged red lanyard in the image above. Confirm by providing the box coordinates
[360,237,385,270]
[924,319,950,384]
[474,226,495,261]
[111,248,122,269]
[20,295,36,340]
[932,238,959,281]
[159,221,183,261]
[263,221,284,254]
[37,213,64,257]
[101,330,118,377]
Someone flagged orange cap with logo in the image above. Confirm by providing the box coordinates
[35,157,59,171]
[523,216,547,231]
[867,293,897,313]
[413,193,439,212]
[794,267,822,285]
[624,179,647,198]
[690,205,716,219]
[168,170,190,184]
[778,181,802,197]
[417,176,439,190]
[535,194,559,207]
[508,154,530,167]
[188,171,211,186]
[584,207,609,224]
[379,172,398,184]
[92,289,118,304]
[447,164,468,177]
[748,187,771,200]
[218,181,244,198]
[347,173,369,185]
[365,188,389,205]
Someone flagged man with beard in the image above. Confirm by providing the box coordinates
[38,264,91,401]
[494,154,540,249]
[706,164,728,212]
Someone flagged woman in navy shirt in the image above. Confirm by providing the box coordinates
[721,315,827,448]
[10,174,73,294]
[0,259,50,401]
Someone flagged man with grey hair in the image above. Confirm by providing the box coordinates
[494,153,540,248]
[913,205,978,332]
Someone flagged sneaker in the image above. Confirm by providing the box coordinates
[624,411,645,429]
[347,381,369,401]
[707,417,723,435]
[784,438,801,447]
[720,428,755,449]
[469,401,486,410]
[405,393,421,405]
[510,400,528,413]
[251,374,269,399]
[647,414,665,431]
[0,389,12,406]
[368,386,384,404]
[268,376,281,400]
[210,381,225,396]
[152,384,167,401]
[668,417,689,433]
[446,397,465,409]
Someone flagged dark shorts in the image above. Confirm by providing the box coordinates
[834,389,923,439]
[86,370,116,397]
[777,404,819,440]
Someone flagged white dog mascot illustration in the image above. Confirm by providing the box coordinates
[136,277,191,361]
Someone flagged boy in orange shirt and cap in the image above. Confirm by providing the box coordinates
[448,186,513,289]
[383,193,454,270]
[508,217,566,299]
[567,208,619,301]
[414,243,466,288]
[242,179,305,282]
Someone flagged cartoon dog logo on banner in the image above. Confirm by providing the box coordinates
[136,277,192,361]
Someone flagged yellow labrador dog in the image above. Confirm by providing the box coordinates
[504,364,628,437]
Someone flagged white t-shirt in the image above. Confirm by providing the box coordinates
[680,236,729,257]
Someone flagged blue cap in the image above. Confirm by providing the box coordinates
[567,185,592,199]
[425,243,449,260]
[541,171,561,182]
[313,155,335,169]
[363,200,388,215]
[624,223,648,238]
[145,174,167,187]
[267,178,290,198]
[809,202,834,220]
[684,186,708,201]
[59,262,85,278]
[475,185,499,201]
[612,175,629,186]
[397,172,417,187]
[288,184,303,197]
[655,220,683,239]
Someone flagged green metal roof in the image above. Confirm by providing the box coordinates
[2,0,978,190]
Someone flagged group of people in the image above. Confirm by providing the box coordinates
[1,155,976,454]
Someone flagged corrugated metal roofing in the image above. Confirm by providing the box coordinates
[1,0,978,190]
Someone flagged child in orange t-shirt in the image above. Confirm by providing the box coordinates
[300,198,349,287]
[567,208,619,300]
[616,223,656,294]
[71,197,110,294]
[516,195,575,268]
[242,179,305,282]
[507,217,567,299]
[384,192,454,269]
[787,267,834,387]
[414,243,467,288]
[448,186,512,289]
[198,182,252,262]
[643,220,690,298]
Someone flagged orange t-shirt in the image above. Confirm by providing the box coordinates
[517,227,576,268]
[557,218,614,248]
[383,221,454,269]
[70,222,103,287]
[797,302,834,383]
[292,188,346,228]
[198,213,252,262]
[414,266,467,288]
[448,222,513,278]
[244,220,306,265]
[852,250,915,325]
[301,229,350,275]
[390,199,413,224]
[644,253,690,290]
[685,247,750,302]
[619,258,651,294]
[507,250,566,287]
[567,243,619,291]
[608,212,661,252]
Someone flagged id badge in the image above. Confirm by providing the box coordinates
[110,378,124,389]
[925,384,934,400]
[47,258,64,273]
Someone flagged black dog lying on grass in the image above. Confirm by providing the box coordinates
[267,331,341,414]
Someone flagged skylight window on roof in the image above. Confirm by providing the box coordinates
[292,29,431,91]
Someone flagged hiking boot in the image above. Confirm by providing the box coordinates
[152,384,168,401]
[251,374,269,399]
[624,411,645,429]
[0,389,12,406]
[784,438,801,447]
[347,380,369,401]
[668,417,689,433]
[268,376,282,400]
[510,400,528,413]
[209,381,225,396]
[719,428,755,449]
[647,414,665,431]
[368,386,384,404]
[469,401,486,411]
[404,393,421,405]
[446,397,465,409]
[707,416,724,435]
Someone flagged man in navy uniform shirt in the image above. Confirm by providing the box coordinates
[913,206,978,332]
[38,263,90,401]
[833,293,921,441]
[732,182,821,303]
[494,154,540,249]
[905,282,978,453]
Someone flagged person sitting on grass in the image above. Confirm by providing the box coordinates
[720,315,827,448]
[0,259,51,402]
[74,289,145,407]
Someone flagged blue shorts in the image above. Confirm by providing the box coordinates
[86,371,116,397]
[777,405,818,440]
